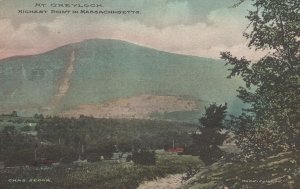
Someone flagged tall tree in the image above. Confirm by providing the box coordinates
[221,0,300,158]
[192,103,228,165]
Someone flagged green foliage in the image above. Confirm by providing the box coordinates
[186,0,300,188]
[0,115,40,132]
[132,150,156,165]
[221,0,300,159]
[234,120,291,161]
[36,116,195,154]
[199,103,228,129]
[11,111,18,117]
[20,125,32,132]
[1,125,16,134]
[215,0,300,188]
[185,152,299,189]
[0,126,37,162]
[85,143,116,160]
[0,153,202,189]
[1,116,196,166]
[37,145,78,163]
[34,113,44,119]
[5,148,35,166]
[189,103,228,165]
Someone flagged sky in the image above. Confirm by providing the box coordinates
[0,0,264,60]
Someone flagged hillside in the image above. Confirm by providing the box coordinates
[62,94,203,120]
[0,39,243,122]
[183,152,299,189]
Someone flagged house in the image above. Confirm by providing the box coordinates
[111,152,122,160]
[73,159,88,165]
[120,152,132,162]
[106,152,133,163]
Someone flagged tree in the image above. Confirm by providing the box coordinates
[221,0,300,159]
[20,125,32,132]
[2,125,16,135]
[34,113,44,119]
[192,103,228,165]
[132,149,156,165]
[11,111,17,117]
[219,1,300,188]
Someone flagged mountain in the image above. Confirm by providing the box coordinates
[0,39,243,122]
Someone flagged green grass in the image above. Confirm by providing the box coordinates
[0,152,202,189]
[0,116,38,131]
[151,110,203,123]
[156,152,202,173]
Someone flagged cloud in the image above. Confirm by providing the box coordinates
[0,1,264,60]
[0,0,245,27]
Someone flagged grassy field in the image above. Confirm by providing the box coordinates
[0,152,202,189]
[0,115,38,131]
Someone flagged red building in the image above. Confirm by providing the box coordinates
[167,147,184,153]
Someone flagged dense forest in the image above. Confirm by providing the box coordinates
[0,115,202,189]
[0,115,197,166]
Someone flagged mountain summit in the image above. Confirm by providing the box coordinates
[0,39,243,122]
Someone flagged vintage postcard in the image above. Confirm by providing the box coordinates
[0,0,299,189]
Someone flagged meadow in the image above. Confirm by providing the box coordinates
[0,152,202,189]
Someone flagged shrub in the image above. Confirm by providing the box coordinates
[132,149,156,165]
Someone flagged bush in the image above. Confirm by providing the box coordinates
[190,103,228,165]
[5,148,35,166]
[20,125,32,132]
[38,145,78,163]
[132,149,156,165]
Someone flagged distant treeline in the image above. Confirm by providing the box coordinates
[36,116,196,151]
[0,115,197,166]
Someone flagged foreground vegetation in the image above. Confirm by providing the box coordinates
[185,0,300,188]
[185,151,300,189]
[0,152,202,189]
[0,115,197,166]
